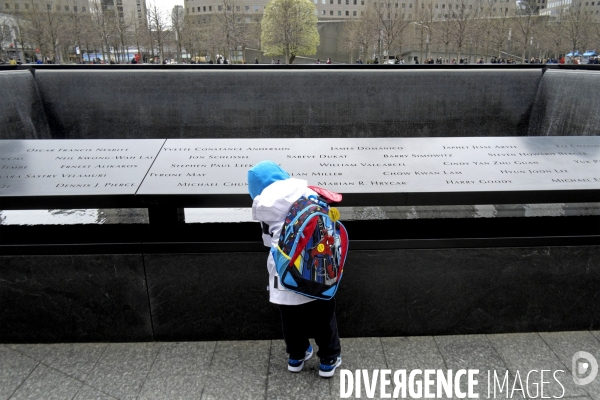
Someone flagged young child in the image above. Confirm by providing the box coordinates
[248,160,342,378]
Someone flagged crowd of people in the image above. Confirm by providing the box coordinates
[2,54,597,65]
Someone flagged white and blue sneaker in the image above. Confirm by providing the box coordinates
[319,356,342,378]
[287,345,313,372]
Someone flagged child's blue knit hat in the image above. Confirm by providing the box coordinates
[247,160,290,199]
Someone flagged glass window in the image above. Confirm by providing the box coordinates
[218,5,222,10]
[25,3,29,8]
[322,9,325,14]
[245,5,249,10]
[209,6,212,11]
[353,10,357,15]
[345,10,349,14]
[330,9,333,14]
[338,10,341,14]
[346,0,349,4]
[204,6,206,11]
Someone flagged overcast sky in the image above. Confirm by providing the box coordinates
[148,0,184,14]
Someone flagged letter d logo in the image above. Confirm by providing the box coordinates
[572,351,598,385]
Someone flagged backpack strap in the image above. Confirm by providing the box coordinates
[307,186,343,204]
[261,222,272,237]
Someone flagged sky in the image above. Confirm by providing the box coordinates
[148,0,184,14]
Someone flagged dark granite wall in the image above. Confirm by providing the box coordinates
[4,67,600,140]
[144,246,599,341]
[0,254,153,342]
[0,71,50,139]
[4,245,592,343]
[33,69,541,139]
[529,70,600,136]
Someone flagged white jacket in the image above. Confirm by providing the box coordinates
[252,178,317,305]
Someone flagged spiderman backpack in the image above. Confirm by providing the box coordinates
[271,187,349,300]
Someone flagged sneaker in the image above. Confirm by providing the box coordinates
[319,356,342,378]
[287,345,313,372]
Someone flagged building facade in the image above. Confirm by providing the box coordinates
[100,0,147,26]
[540,0,600,22]
[1,0,90,14]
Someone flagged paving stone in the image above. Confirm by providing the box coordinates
[9,364,83,400]
[9,344,53,362]
[267,339,331,400]
[435,334,523,400]
[138,342,216,400]
[201,340,270,400]
[488,332,589,399]
[590,331,600,342]
[83,342,162,400]
[0,345,38,400]
[39,343,107,382]
[540,331,600,400]
[382,336,446,371]
[73,384,119,400]
[376,336,447,400]
[322,337,388,400]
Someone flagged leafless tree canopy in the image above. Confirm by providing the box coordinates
[2,0,598,64]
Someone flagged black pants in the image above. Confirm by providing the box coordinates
[278,298,341,363]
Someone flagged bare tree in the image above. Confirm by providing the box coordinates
[171,5,185,62]
[337,9,378,63]
[367,0,412,62]
[146,1,170,62]
[560,3,592,61]
[487,13,513,60]
[19,0,50,61]
[435,18,453,62]
[446,0,477,62]
[512,6,542,63]
[0,15,13,55]
[210,0,258,62]
[537,17,564,60]
[63,0,91,63]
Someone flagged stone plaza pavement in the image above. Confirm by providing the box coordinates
[1,331,599,400]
